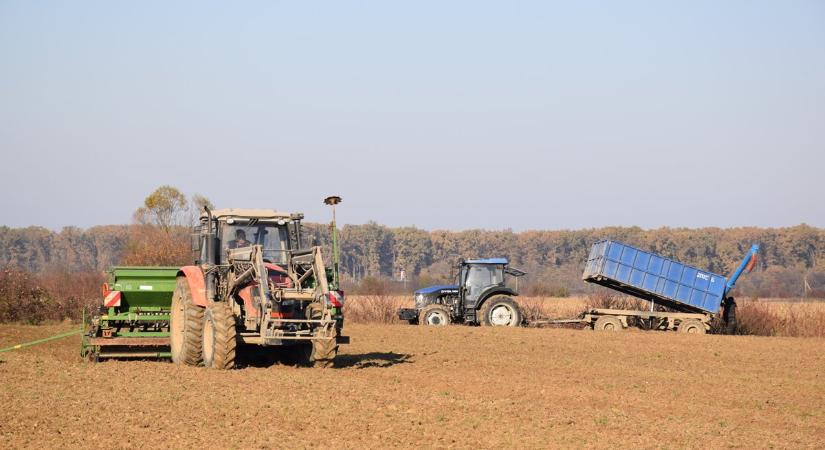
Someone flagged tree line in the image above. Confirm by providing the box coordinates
[1,185,821,324]
[1,185,823,299]
[1,221,822,298]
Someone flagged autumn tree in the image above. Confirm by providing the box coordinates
[122,186,213,266]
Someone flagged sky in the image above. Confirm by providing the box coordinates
[1,1,823,231]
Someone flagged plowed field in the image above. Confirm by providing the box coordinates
[1,323,823,448]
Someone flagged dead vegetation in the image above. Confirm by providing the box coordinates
[0,268,103,324]
[734,299,825,337]
[343,295,407,324]
[517,295,825,338]
[584,290,649,311]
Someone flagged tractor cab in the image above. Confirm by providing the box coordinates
[399,257,527,326]
[194,209,305,265]
[458,258,525,311]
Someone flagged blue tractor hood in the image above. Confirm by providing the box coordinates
[415,284,459,295]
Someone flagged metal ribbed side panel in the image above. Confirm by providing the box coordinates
[582,240,727,314]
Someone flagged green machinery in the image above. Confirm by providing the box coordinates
[81,266,178,361]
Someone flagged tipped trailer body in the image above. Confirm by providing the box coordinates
[584,240,732,314]
[564,240,759,333]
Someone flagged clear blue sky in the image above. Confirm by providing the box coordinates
[1,1,823,231]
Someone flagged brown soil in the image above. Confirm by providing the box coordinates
[1,323,824,448]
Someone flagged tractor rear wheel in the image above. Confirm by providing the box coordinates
[678,319,706,334]
[202,302,237,370]
[170,276,204,366]
[593,315,623,331]
[419,304,450,326]
[479,296,523,327]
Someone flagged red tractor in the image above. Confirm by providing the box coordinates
[170,207,348,369]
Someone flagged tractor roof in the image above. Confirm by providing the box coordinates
[464,257,509,265]
[204,208,300,220]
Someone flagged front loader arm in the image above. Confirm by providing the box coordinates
[286,246,330,295]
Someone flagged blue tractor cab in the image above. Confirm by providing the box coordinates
[398,258,527,326]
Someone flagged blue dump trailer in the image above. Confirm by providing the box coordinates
[584,240,733,314]
[542,240,759,333]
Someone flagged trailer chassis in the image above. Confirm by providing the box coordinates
[531,308,712,333]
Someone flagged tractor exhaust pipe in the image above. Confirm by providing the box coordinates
[203,205,214,266]
[203,206,217,301]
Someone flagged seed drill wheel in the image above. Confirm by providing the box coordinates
[202,302,237,370]
[419,304,450,326]
[81,340,100,363]
[678,319,706,335]
[80,312,99,363]
[593,315,623,331]
[170,276,204,366]
[480,296,523,327]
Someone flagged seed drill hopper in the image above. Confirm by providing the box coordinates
[82,267,178,361]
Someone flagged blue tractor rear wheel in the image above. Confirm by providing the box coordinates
[479,296,523,327]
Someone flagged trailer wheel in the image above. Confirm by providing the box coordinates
[593,315,623,331]
[678,319,706,335]
[419,304,450,326]
[202,302,237,370]
[480,296,523,327]
[170,276,204,366]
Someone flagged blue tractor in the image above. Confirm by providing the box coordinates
[397,258,527,326]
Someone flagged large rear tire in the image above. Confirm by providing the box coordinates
[479,296,523,327]
[419,304,451,326]
[170,276,204,366]
[202,302,237,370]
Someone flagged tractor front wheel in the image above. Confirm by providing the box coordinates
[170,276,204,366]
[419,304,450,326]
[479,296,523,327]
[296,331,338,368]
[202,302,237,370]
[294,302,338,368]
